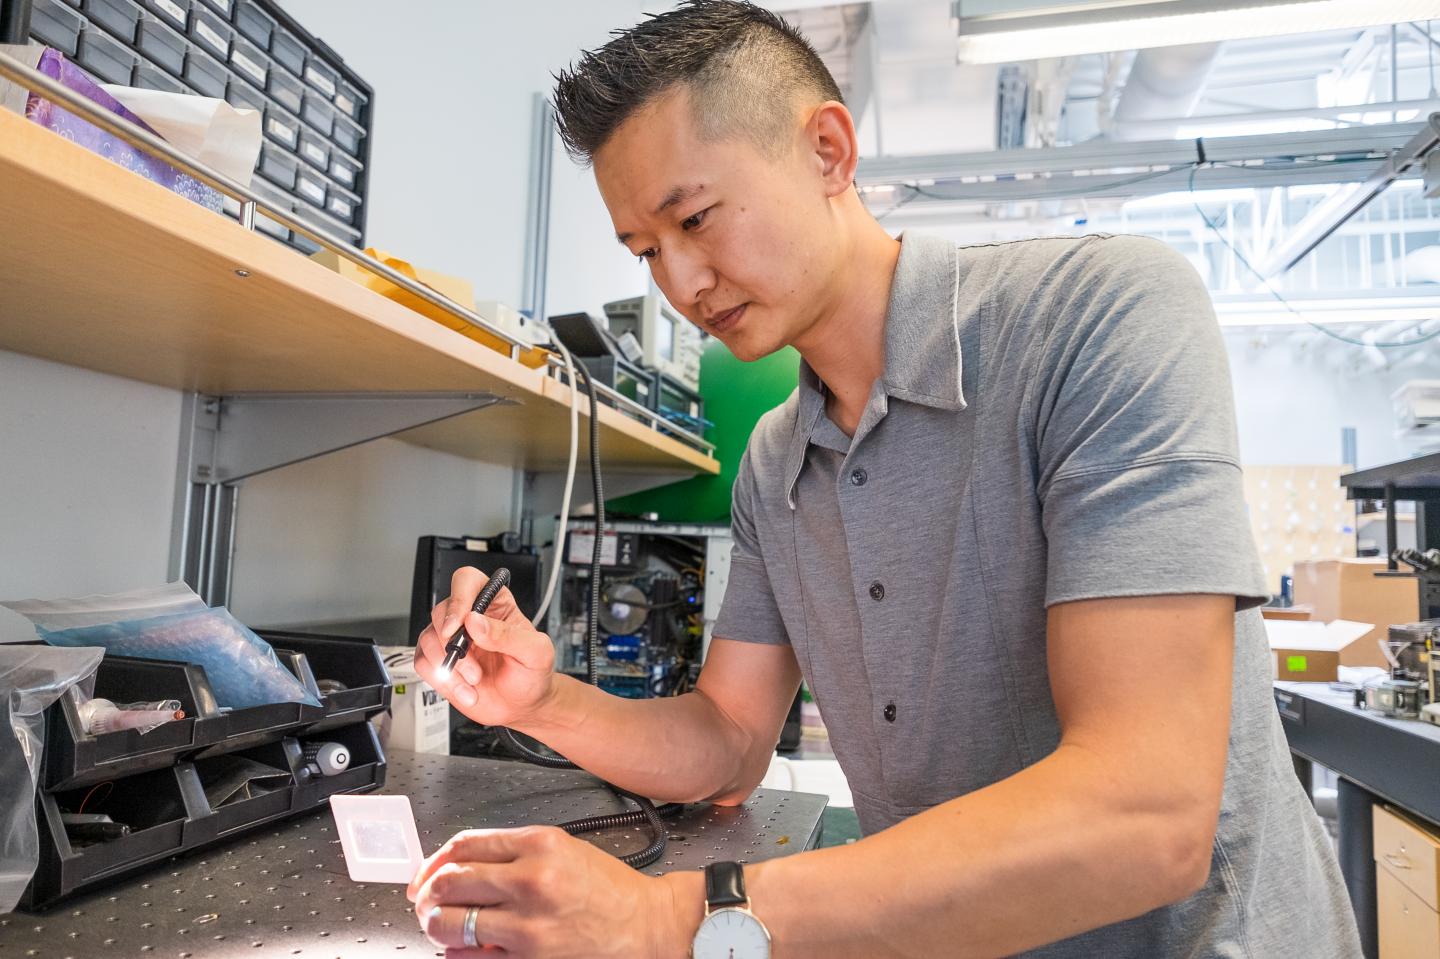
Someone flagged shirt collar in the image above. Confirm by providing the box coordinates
[782,231,967,509]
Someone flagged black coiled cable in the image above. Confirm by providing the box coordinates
[495,356,677,870]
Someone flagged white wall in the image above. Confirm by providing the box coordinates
[0,351,181,611]
[1224,330,1440,469]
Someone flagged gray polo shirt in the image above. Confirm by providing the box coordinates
[714,232,1359,956]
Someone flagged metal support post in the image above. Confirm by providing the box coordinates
[522,93,555,327]
[1336,777,1379,959]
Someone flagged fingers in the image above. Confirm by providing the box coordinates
[434,568,528,641]
[409,829,522,902]
[420,903,521,952]
[409,827,565,903]
[462,614,552,672]
[413,628,480,709]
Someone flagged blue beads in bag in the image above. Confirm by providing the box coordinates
[41,607,321,710]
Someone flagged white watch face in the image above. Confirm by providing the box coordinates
[693,907,771,959]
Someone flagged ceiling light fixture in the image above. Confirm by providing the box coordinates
[954,0,1440,64]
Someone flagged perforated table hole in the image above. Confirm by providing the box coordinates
[1,752,823,956]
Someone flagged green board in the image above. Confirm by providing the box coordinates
[608,341,801,523]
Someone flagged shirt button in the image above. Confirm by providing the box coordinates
[883,703,897,722]
[869,581,885,601]
[850,468,868,486]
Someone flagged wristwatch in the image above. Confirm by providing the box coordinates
[691,861,771,958]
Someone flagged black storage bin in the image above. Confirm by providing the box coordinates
[262,103,299,149]
[133,62,183,91]
[233,0,272,48]
[25,765,202,908]
[332,112,364,157]
[266,58,302,112]
[256,143,296,189]
[324,184,360,227]
[294,167,325,208]
[293,721,385,805]
[254,630,390,731]
[141,0,188,32]
[300,89,332,136]
[9,0,375,254]
[296,125,328,170]
[334,79,366,123]
[21,631,388,910]
[136,14,187,76]
[329,152,360,190]
[301,55,336,98]
[193,740,295,835]
[187,5,229,60]
[30,0,83,56]
[42,657,211,791]
[81,0,138,43]
[229,34,267,89]
[224,72,264,111]
[75,26,136,84]
[181,45,226,96]
[268,24,304,75]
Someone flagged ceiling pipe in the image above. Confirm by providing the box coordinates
[1110,42,1224,140]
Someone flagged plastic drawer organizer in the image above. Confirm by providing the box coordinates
[7,0,373,255]
[23,631,391,910]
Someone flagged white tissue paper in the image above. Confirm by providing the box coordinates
[100,85,262,186]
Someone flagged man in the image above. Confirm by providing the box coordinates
[409,2,1360,956]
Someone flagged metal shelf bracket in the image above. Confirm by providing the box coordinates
[170,391,508,605]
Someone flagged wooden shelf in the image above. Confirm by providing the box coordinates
[0,109,717,477]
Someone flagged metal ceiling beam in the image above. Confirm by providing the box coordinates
[856,119,1414,186]
[1255,112,1440,277]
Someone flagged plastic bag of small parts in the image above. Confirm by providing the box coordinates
[2,583,320,711]
[0,645,105,912]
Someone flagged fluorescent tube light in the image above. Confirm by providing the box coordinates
[955,0,1440,64]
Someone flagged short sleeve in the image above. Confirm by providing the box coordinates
[1030,236,1269,610]
[713,448,791,646]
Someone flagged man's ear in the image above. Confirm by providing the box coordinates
[804,101,859,199]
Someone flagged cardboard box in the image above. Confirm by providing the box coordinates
[1265,619,1373,682]
[1292,559,1418,668]
[1260,605,1314,622]
[375,646,449,755]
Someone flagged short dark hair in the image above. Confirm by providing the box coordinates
[552,0,844,166]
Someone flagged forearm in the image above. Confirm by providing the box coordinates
[512,674,753,804]
[659,743,1215,958]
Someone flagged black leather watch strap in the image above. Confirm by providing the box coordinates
[704,861,748,908]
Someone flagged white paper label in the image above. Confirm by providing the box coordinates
[334,93,355,115]
[331,163,353,186]
[303,142,326,164]
[568,532,619,566]
[327,196,352,219]
[208,0,231,14]
[232,50,266,84]
[267,116,296,145]
[154,0,185,24]
[298,177,325,204]
[196,21,226,54]
[304,65,336,96]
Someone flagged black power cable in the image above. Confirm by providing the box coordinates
[492,357,677,870]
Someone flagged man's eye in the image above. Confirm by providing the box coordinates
[681,209,707,231]
[636,249,656,262]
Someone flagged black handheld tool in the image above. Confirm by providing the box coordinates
[439,567,511,677]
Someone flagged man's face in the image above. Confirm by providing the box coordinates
[594,88,839,362]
